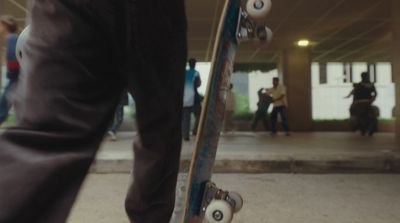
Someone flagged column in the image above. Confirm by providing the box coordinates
[279,48,312,131]
[392,0,400,141]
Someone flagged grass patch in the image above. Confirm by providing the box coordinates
[1,114,16,128]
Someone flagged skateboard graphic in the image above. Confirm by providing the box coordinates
[180,0,273,222]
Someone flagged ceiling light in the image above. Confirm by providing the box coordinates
[297,39,310,47]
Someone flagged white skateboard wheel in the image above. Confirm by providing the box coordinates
[246,0,272,22]
[228,191,243,213]
[254,26,273,45]
[205,200,233,223]
[262,26,273,43]
[16,26,30,64]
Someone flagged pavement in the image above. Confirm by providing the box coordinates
[92,132,400,174]
[68,173,400,223]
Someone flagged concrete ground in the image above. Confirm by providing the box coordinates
[68,174,400,223]
[92,132,400,173]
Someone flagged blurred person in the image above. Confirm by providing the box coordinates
[224,83,235,132]
[345,72,378,136]
[267,77,290,136]
[251,88,272,131]
[182,58,200,141]
[192,72,202,136]
[0,1,187,223]
[0,15,19,126]
[108,90,129,141]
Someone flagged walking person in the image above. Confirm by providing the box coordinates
[251,88,272,131]
[0,1,187,223]
[0,15,19,126]
[345,72,378,136]
[192,72,202,136]
[182,58,200,141]
[224,84,235,132]
[267,77,290,136]
[108,90,129,141]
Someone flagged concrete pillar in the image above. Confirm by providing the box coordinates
[279,48,312,131]
[393,0,400,140]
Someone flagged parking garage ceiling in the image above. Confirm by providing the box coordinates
[1,0,394,63]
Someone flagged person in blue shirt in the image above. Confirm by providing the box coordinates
[182,58,201,140]
[192,68,202,136]
[0,15,19,126]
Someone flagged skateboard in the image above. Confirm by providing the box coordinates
[180,0,273,222]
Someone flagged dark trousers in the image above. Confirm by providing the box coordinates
[251,110,269,131]
[224,110,235,132]
[192,105,201,135]
[0,1,187,223]
[270,106,290,133]
[0,81,16,125]
[108,99,125,133]
[350,103,377,135]
[182,107,193,139]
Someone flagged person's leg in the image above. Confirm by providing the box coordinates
[369,106,379,136]
[124,1,187,221]
[0,83,12,125]
[252,110,261,130]
[0,1,124,222]
[192,105,201,135]
[358,104,370,135]
[182,107,191,140]
[270,107,278,134]
[229,111,235,131]
[108,100,124,141]
[262,113,269,131]
[223,111,233,132]
[109,100,125,133]
[279,106,290,133]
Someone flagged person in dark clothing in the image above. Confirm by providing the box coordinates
[192,74,202,136]
[0,15,19,126]
[0,1,187,223]
[108,90,129,141]
[224,83,235,132]
[346,72,378,136]
[251,88,272,131]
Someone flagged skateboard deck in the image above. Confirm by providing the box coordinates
[180,0,240,222]
[181,0,272,222]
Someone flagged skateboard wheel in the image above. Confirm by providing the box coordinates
[246,0,272,22]
[228,191,243,213]
[255,26,273,44]
[16,26,30,64]
[205,200,233,223]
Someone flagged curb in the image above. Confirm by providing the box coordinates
[90,156,400,174]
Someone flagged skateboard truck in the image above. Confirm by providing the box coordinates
[237,0,273,44]
[200,182,243,223]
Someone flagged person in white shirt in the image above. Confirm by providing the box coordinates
[266,77,290,135]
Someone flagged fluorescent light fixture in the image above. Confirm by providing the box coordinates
[297,39,310,47]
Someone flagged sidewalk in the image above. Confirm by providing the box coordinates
[68,174,400,223]
[92,132,400,174]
